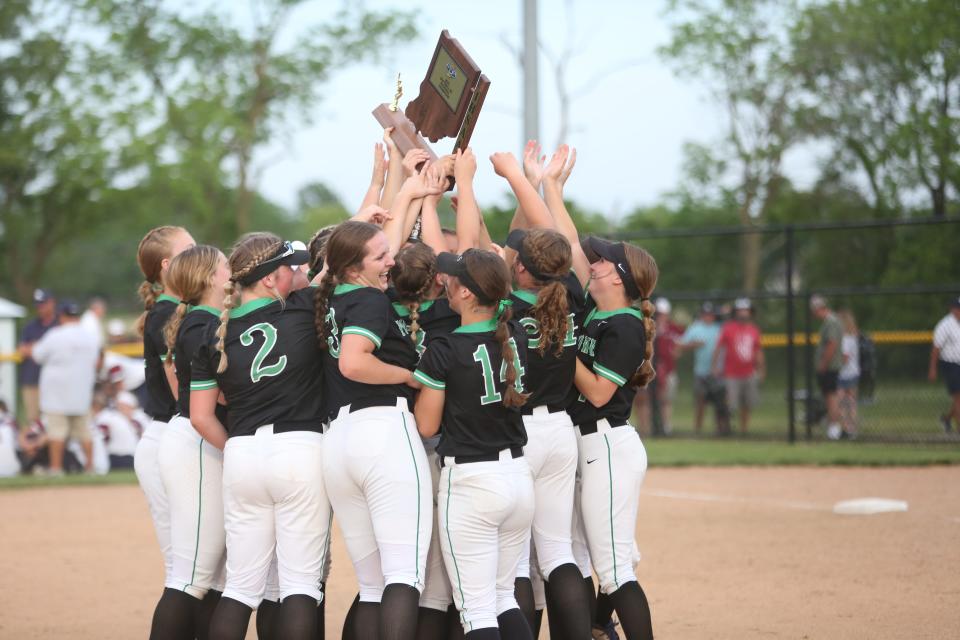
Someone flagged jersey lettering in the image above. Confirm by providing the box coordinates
[578,334,596,357]
[472,339,526,405]
[519,313,577,349]
[325,308,340,358]
[240,323,288,383]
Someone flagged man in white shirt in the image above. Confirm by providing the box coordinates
[929,297,960,433]
[24,300,101,475]
[79,297,106,349]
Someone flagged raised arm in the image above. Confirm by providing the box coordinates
[358,142,387,212]
[542,145,589,286]
[380,128,405,209]
[454,148,481,253]
[420,165,450,256]
[490,151,553,230]
[382,165,443,256]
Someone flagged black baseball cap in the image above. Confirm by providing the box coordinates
[437,250,494,304]
[504,229,562,282]
[59,299,81,317]
[236,240,309,286]
[583,236,642,300]
[33,288,54,304]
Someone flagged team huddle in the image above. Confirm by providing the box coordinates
[134,138,658,640]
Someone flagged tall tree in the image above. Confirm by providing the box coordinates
[790,0,960,217]
[660,0,804,292]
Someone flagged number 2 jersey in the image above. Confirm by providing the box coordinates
[191,289,324,437]
[509,272,584,409]
[566,297,648,426]
[414,318,529,458]
[322,284,419,419]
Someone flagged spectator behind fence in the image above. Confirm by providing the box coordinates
[16,289,59,426]
[678,302,728,435]
[929,296,960,433]
[653,297,684,434]
[24,300,100,475]
[0,401,20,477]
[811,295,845,440]
[712,297,765,434]
[837,310,860,438]
[96,390,144,470]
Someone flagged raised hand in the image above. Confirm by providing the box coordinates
[436,154,456,178]
[454,148,478,184]
[354,204,392,226]
[522,140,546,189]
[382,127,399,156]
[424,163,447,203]
[489,151,522,179]
[403,162,445,199]
[543,144,570,183]
[402,148,432,177]
[371,142,387,187]
[559,147,577,186]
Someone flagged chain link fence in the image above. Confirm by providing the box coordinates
[618,216,960,444]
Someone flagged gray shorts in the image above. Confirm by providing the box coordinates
[726,376,759,412]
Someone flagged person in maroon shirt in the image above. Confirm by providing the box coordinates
[653,298,684,433]
[711,298,765,434]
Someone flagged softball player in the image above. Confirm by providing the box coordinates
[315,221,431,640]
[502,227,593,640]
[567,236,658,640]
[134,225,196,636]
[154,245,230,638]
[190,233,330,640]
[413,249,534,640]
[389,240,462,638]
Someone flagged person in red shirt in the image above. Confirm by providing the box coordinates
[653,298,684,433]
[711,298,765,434]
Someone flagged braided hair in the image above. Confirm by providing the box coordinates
[162,246,221,367]
[136,226,188,336]
[215,233,284,373]
[517,229,573,357]
[390,242,438,346]
[621,243,659,389]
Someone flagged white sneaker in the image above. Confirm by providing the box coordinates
[826,424,842,440]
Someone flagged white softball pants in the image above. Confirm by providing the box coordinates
[575,420,647,595]
[158,416,226,599]
[221,426,330,609]
[134,419,172,582]
[439,453,535,633]
[323,401,431,603]
[419,438,453,611]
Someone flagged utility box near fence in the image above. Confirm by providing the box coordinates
[0,298,26,415]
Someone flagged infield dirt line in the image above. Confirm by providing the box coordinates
[642,488,831,512]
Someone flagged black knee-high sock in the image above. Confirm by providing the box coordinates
[381,583,419,640]
[209,596,253,640]
[195,589,222,640]
[341,594,359,640]
[355,602,381,640]
[533,609,543,638]
[256,599,280,640]
[149,588,198,640]
[465,629,499,640]
[583,576,597,625]
[609,581,652,640]
[497,608,533,640]
[277,595,318,640]
[447,604,466,640]
[316,590,325,640]
[594,589,615,627]
[513,578,536,632]
[415,607,448,640]
[543,564,590,640]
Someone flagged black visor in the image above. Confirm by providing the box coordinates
[437,250,494,305]
[584,236,642,300]
[236,240,310,286]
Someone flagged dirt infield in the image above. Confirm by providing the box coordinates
[1,466,957,639]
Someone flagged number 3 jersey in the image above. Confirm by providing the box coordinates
[191,288,324,438]
[413,318,529,458]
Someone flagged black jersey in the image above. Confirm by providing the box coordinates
[566,301,647,426]
[322,284,418,418]
[191,289,323,437]
[414,318,529,457]
[143,295,179,421]
[174,306,227,424]
[510,272,584,409]
[391,297,460,360]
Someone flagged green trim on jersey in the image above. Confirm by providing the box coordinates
[413,370,445,390]
[191,379,218,391]
[511,289,538,305]
[229,297,276,318]
[453,318,497,334]
[392,299,436,317]
[157,294,180,304]
[189,305,220,317]
[593,362,628,386]
[333,283,368,295]
[584,306,644,325]
[342,325,382,348]
[604,433,618,587]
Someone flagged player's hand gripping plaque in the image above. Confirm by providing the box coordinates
[373,30,490,180]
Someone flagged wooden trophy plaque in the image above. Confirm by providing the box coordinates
[373,30,491,170]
